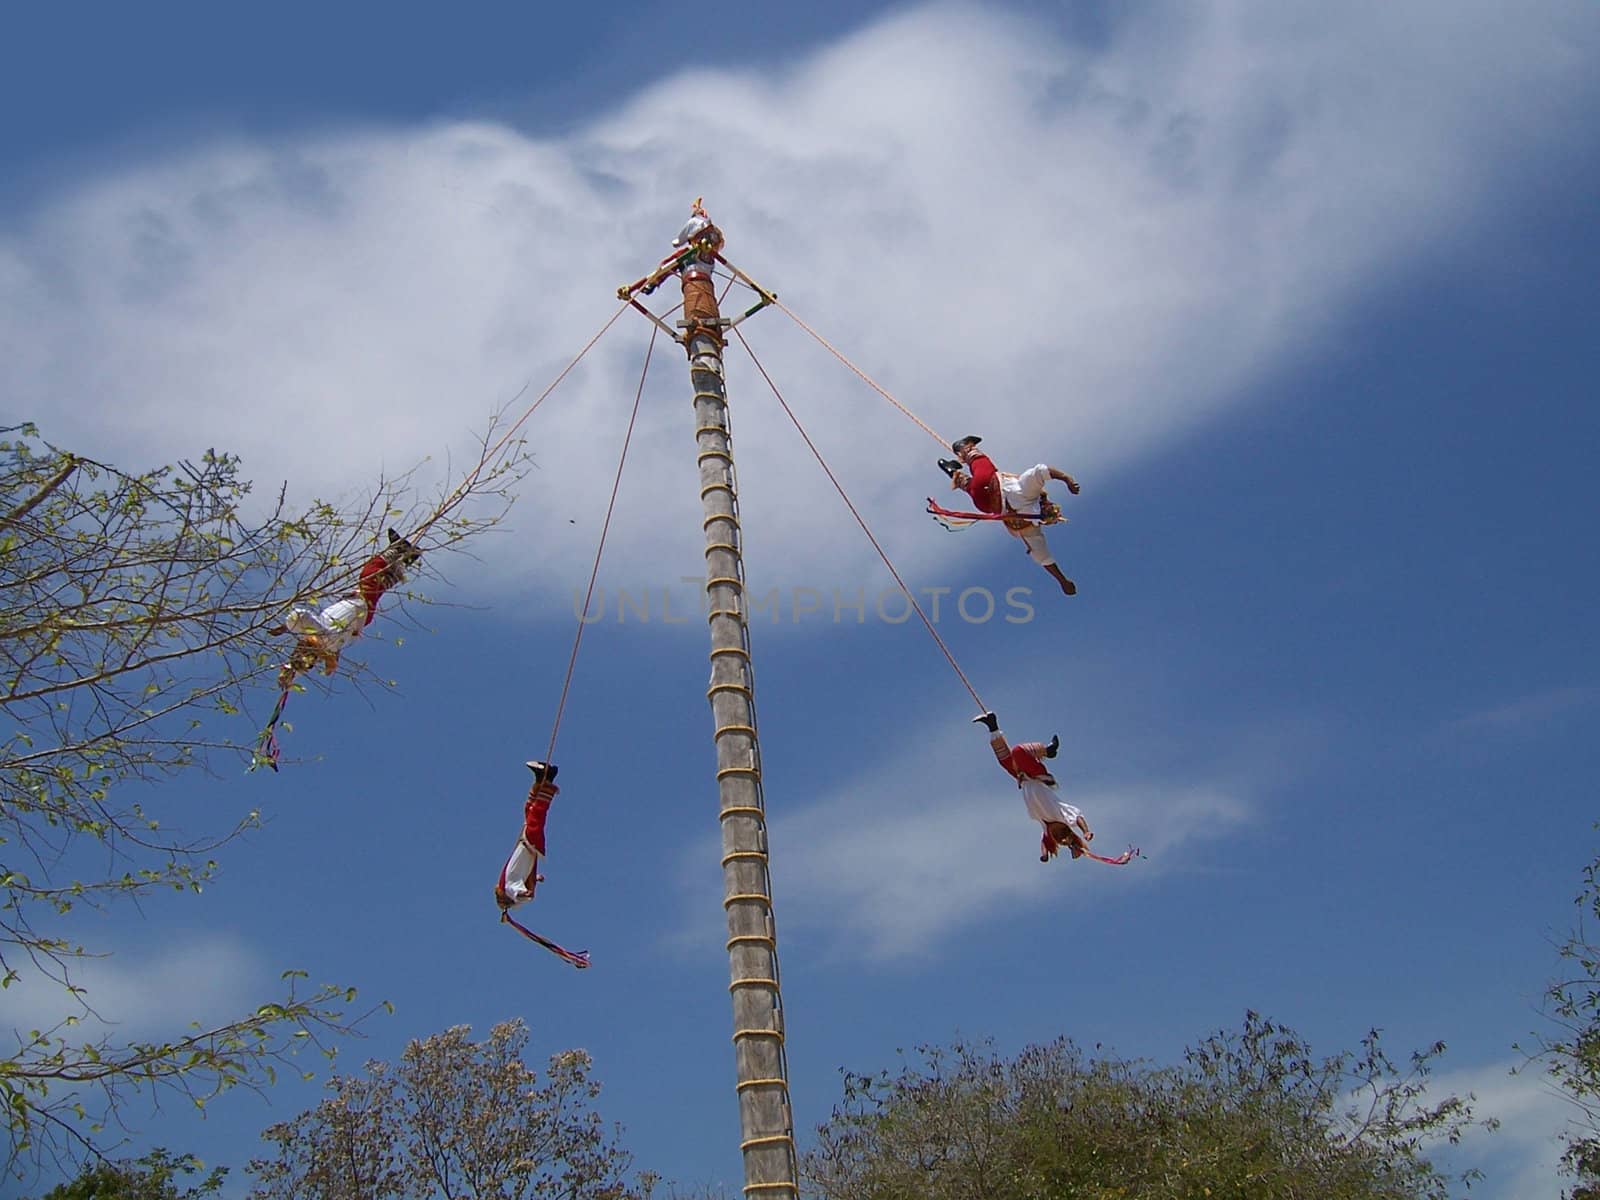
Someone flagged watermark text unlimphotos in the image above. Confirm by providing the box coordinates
[573,578,1036,625]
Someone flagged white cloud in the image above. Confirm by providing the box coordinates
[3,1,1595,607]
[672,704,1251,962]
[1446,686,1597,737]
[1429,1058,1575,1200]
[2,935,261,1045]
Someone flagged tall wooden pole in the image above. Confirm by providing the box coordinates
[680,232,800,1199]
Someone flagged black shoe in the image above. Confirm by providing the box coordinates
[971,711,999,733]
[525,760,559,784]
[1044,735,1059,758]
[938,458,962,478]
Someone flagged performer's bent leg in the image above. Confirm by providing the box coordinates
[1017,527,1077,595]
[1009,464,1053,504]
[1044,565,1076,596]
[988,731,1011,768]
[1018,526,1053,565]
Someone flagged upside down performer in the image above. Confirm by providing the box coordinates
[495,761,590,969]
[273,528,421,689]
[936,435,1081,596]
[973,711,1139,865]
[251,528,423,771]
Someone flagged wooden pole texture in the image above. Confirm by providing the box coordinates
[685,294,800,1198]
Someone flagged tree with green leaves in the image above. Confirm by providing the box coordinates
[27,1147,226,1200]
[247,1019,655,1200]
[805,1011,1490,1200]
[0,421,525,1172]
[1522,848,1600,1199]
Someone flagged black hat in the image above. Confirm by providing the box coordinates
[951,435,983,452]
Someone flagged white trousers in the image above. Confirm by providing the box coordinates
[1019,777,1083,830]
[498,839,540,907]
[999,464,1056,568]
[283,597,366,655]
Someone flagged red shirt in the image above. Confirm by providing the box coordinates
[962,453,1002,515]
[357,554,393,626]
[998,742,1053,783]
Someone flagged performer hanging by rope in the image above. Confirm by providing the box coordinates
[496,761,558,909]
[495,761,589,968]
[936,436,1080,596]
[252,528,422,771]
[973,711,1138,865]
[482,321,655,964]
[272,528,421,688]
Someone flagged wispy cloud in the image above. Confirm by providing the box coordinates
[3,3,1594,606]
[1446,686,1596,737]
[2,936,262,1046]
[1429,1057,1574,1200]
[670,714,1252,962]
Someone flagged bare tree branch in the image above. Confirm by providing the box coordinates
[0,420,530,1174]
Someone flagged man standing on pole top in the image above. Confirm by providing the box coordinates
[640,197,726,348]
[673,198,724,337]
[940,435,1081,596]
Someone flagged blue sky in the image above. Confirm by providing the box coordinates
[4,2,1599,1197]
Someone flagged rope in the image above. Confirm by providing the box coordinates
[732,328,986,714]
[543,326,658,765]
[414,301,631,543]
[492,317,654,969]
[270,303,628,650]
[254,306,629,773]
[772,297,948,449]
